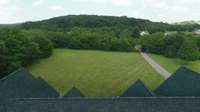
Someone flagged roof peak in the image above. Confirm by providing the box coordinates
[63,87,85,97]
[121,80,153,97]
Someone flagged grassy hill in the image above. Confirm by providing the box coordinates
[29,49,164,96]
[149,54,200,73]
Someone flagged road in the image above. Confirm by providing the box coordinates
[140,52,171,79]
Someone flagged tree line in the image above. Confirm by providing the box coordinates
[140,32,200,61]
[0,28,53,78]
[22,15,200,33]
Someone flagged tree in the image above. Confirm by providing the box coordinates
[132,27,141,38]
[0,41,7,78]
[140,32,165,54]
[0,28,28,77]
[23,42,41,65]
[164,33,185,57]
[164,45,177,57]
[32,36,53,58]
[178,39,200,61]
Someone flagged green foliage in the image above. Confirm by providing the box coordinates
[140,32,165,54]
[21,15,200,37]
[178,39,200,61]
[48,27,136,52]
[32,36,53,58]
[48,32,69,48]
[0,28,28,77]
[164,33,185,57]
[164,45,177,57]
[140,32,200,61]
[131,27,141,38]
[110,38,135,52]
[23,42,41,65]
[0,28,52,78]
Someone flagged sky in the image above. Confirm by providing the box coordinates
[0,0,200,24]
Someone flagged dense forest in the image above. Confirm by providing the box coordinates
[22,15,200,33]
[1,15,200,78]
[140,33,200,61]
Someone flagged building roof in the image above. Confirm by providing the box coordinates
[121,80,153,97]
[5,97,200,112]
[63,87,85,97]
[0,103,5,112]
[2,67,200,111]
[0,68,59,99]
[155,67,200,96]
[34,77,59,97]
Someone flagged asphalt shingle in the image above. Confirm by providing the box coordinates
[6,97,200,112]
[155,67,200,96]
[63,87,84,97]
[121,80,153,97]
[0,68,59,99]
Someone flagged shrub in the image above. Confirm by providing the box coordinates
[178,39,200,61]
[32,36,53,58]
[140,32,165,54]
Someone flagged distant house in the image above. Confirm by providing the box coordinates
[194,29,200,35]
[140,31,149,36]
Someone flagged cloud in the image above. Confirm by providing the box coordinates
[49,5,65,11]
[154,1,167,8]
[73,0,132,6]
[0,5,22,23]
[132,10,142,18]
[111,0,132,6]
[33,0,45,7]
[0,0,13,6]
[72,0,107,3]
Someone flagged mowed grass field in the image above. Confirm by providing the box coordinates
[149,54,200,73]
[29,49,164,97]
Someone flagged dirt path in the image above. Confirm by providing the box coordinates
[140,52,171,79]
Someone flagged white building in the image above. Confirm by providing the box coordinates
[140,31,149,36]
[194,29,200,35]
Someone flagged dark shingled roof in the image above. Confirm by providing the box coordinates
[0,68,59,99]
[0,103,5,112]
[121,80,153,97]
[63,87,84,97]
[155,67,200,96]
[34,77,59,97]
[5,97,200,112]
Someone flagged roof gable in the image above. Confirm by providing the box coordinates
[34,77,59,97]
[63,87,84,97]
[155,67,200,96]
[0,68,59,99]
[121,80,153,97]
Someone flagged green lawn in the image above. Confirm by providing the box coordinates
[29,49,164,97]
[149,54,200,74]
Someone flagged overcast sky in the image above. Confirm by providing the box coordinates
[0,0,200,24]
